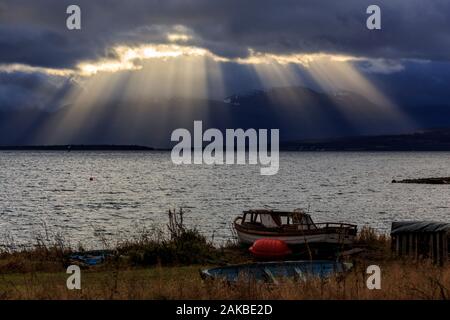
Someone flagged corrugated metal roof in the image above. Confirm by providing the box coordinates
[391,221,450,234]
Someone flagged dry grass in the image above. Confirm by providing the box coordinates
[0,219,448,300]
[0,260,449,300]
[0,245,69,274]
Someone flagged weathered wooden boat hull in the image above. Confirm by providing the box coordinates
[201,260,353,283]
[235,227,355,246]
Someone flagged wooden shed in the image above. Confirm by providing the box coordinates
[391,221,450,265]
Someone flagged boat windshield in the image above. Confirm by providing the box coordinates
[260,214,280,228]
[292,213,317,229]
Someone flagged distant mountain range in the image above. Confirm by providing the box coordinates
[1,86,450,147]
[0,145,157,151]
[281,128,450,151]
[2,128,450,151]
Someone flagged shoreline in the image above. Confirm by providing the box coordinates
[4,148,450,152]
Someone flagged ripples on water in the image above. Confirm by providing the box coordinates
[1,151,450,248]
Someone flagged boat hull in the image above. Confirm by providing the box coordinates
[235,226,355,246]
[201,260,353,283]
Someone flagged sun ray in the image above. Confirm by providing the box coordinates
[306,56,415,133]
[25,40,415,144]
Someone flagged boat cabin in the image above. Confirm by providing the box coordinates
[242,209,317,230]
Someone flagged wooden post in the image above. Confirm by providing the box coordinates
[409,234,413,257]
[396,235,400,256]
[436,232,441,266]
[415,234,418,260]
[402,235,407,256]
[444,232,448,265]
[429,233,434,261]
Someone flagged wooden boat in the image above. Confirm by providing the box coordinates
[200,260,352,283]
[233,209,357,247]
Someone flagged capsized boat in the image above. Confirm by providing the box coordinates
[201,260,352,283]
[233,209,357,246]
[67,250,114,267]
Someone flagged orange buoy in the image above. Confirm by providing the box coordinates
[249,239,292,259]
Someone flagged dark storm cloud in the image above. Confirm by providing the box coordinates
[0,71,76,111]
[0,26,101,69]
[0,0,449,69]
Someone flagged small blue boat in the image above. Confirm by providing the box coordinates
[201,260,352,283]
[68,250,113,266]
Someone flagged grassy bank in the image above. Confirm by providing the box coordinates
[0,209,448,300]
[1,261,449,299]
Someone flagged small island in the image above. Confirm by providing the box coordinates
[392,177,450,184]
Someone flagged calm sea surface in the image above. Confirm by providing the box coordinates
[1,151,450,248]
